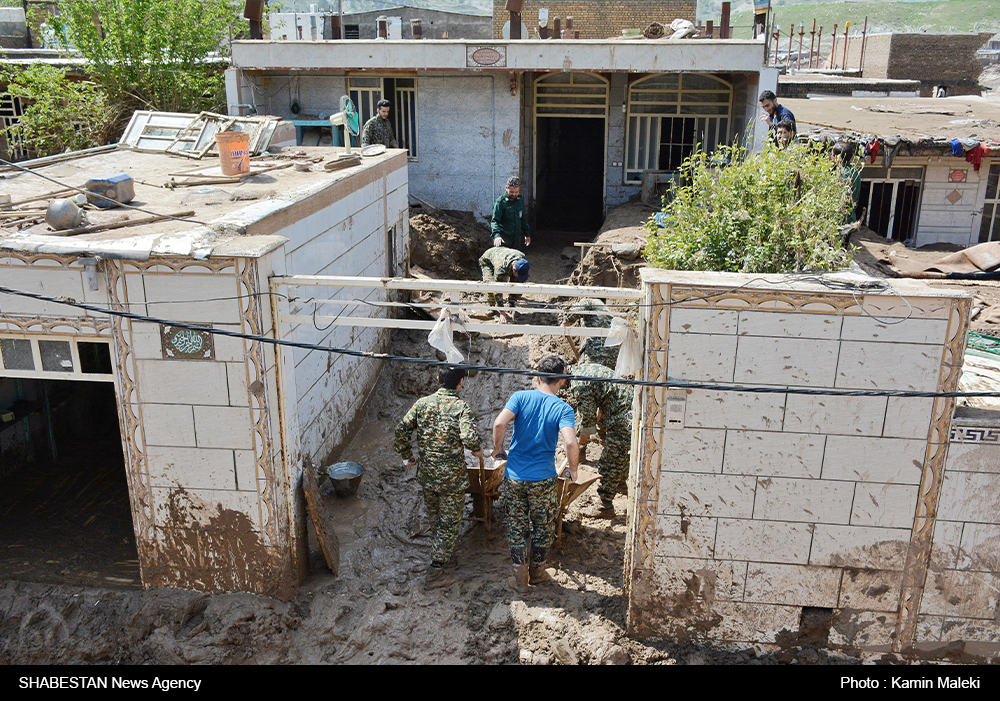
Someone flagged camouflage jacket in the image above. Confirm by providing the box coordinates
[569,363,633,435]
[563,298,619,369]
[479,246,525,284]
[394,388,482,491]
[361,115,398,148]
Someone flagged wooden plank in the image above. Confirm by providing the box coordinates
[302,461,339,576]
[281,313,612,337]
[277,274,644,299]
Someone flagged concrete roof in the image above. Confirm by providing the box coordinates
[231,38,765,73]
[0,146,406,261]
[786,95,1000,145]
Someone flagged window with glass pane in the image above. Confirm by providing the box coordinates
[0,338,34,370]
[624,74,732,183]
[39,340,73,372]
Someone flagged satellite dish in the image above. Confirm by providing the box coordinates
[329,95,361,156]
[502,20,529,39]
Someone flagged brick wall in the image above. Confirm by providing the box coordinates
[492,0,695,39]
[626,270,979,650]
[844,33,993,96]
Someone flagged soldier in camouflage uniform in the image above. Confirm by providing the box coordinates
[569,362,634,519]
[479,245,529,323]
[361,99,399,149]
[395,366,483,589]
[562,298,619,370]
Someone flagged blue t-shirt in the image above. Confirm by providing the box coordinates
[503,389,576,482]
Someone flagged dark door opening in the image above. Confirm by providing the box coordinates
[535,117,605,233]
[0,378,139,588]
[858,180,920,241]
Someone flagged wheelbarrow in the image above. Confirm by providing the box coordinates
[554,459,600,547]
[467,455,504,531]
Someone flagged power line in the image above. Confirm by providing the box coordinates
[0,284,997,399]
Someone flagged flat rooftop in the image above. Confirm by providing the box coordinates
[0,146,407,260]
[787,95,1000,144]
[231,38,765,74]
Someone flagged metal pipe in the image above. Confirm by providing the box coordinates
[809,20,816,68]
[859,16,869,74]
[842,21,850,70]
[797,22,804,70]
[816,25,823,68]
[829,24,838,69]
[788,24,794,67]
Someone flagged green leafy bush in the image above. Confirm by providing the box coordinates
[1,64,115,158]
[44,0,245,114]
[644,142,856,273]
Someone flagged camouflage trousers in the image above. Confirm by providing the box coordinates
[423,487,465,563]
[504,476,558,554]
[596,422,631,507]
[488,293,522,309]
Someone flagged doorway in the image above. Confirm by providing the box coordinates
[535,117,606,232]
[533,72,609,235]
[0,377,139,588]
[858,167,923,241]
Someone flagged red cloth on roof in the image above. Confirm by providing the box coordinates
[966,143,990,171]
[868,140,880,164]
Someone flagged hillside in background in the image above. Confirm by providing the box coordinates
[699,0,999,37]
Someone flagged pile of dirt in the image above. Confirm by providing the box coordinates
[409,207,491,279]
[568,201,656,289]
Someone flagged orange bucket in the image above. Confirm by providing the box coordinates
[216,131,250,176]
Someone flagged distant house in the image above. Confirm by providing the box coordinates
[227,36,771,232]
[788,95,1000,248]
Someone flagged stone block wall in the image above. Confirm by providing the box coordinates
[923,407,1000,645]
[626,270,981,651]
[492,0,695,39]
[270,153,410,465]
[0,251,296,598]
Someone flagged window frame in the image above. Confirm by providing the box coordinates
[348,76,419,161]
[624,73,732,185]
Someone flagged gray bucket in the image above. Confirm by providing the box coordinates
[325,461,365,497]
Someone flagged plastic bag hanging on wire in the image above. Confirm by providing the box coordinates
[604,317,641,378]
[428,307,467,364]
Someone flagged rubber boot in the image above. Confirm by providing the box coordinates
[507,564,530,594]
[424,565,457,590]
[584,502,615,519]
[529,546,556,585]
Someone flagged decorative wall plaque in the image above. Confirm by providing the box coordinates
[949,169,967,183]
[160,324,215,360]
[467,45,507,67]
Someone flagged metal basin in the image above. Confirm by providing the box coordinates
[325,461,365,497]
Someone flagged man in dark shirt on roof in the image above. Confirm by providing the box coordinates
[759,90,796,138]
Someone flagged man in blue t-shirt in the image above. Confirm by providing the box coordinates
[492,356,580,593]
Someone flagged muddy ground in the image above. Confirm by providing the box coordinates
[1,207,983,666]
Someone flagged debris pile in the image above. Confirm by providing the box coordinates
[408,206,491,279]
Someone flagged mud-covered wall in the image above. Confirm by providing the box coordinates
[0,251,296,598]
[922,407,1000,644]
[626,270,983,652]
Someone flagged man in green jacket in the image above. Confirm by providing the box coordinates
[491,176,531,251]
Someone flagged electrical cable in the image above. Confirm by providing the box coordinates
[1,284,997,399]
